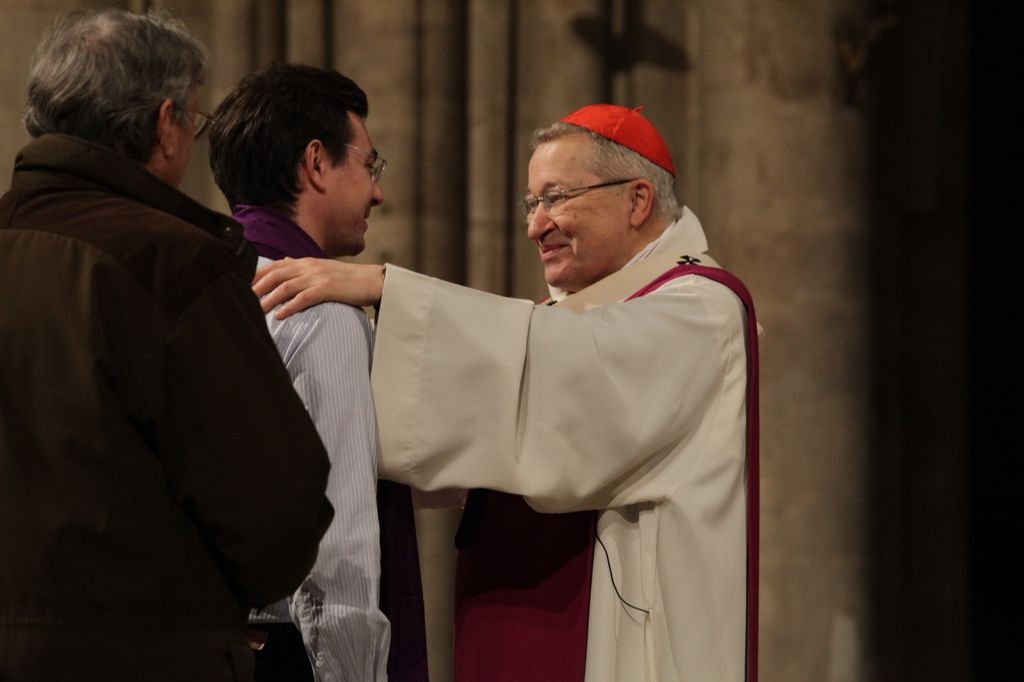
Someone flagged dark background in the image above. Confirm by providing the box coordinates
[968,3,1023,679]
[871,1,1022,679]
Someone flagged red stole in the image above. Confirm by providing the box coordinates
[452,262,759,682]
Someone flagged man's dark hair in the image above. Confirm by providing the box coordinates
[208,62,369,211]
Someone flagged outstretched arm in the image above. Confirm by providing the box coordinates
[252,257,386,318]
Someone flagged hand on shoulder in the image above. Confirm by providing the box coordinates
[252,257,385,318]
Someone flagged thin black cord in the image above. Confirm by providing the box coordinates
[595,531,650,615]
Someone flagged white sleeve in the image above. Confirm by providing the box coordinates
[372,265,747,513]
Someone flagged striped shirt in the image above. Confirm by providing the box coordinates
[251,257,390,681]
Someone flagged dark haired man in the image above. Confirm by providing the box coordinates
[209,62,426,682]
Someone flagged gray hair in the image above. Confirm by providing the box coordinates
[23,8,208,164]
[530,122,682,222]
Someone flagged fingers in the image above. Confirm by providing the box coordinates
[254,273,326,318]
[252,258,323,318]
[251,257,294,296]
[273,284,328,319]
[258,277,298,314]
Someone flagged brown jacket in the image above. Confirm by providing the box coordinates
[0,134,334,681]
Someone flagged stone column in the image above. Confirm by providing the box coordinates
[287,0,328,66]
[334,0,416,269]
[466,0,514,295]
[334,0,469,282]
[509,0,607,301]
[695,0,875,679]
[608,0,698,203]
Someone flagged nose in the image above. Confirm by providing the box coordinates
[525,203,552,240]
[371,182,384,207]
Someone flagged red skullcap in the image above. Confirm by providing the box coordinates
[560,104,675,177]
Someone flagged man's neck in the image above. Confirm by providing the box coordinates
[622,215,673,269]
[232,204,326,261]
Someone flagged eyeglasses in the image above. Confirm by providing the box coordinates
[344,143,387,183]
[185,109,216,139]
[519,178,635,221]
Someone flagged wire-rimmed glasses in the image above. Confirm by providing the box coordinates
[189,109,216,139]
[519,178,635,221]
[344,143,387,183]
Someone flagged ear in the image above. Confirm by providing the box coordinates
[143,98,181,178]
[628,178,656,228]
[299,139,330,193]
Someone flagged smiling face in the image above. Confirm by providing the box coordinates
[319,113,384,257]
[525,133,640,294]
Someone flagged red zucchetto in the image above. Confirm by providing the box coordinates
[560,103,676,177]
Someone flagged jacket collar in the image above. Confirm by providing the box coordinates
[11,133,246,256]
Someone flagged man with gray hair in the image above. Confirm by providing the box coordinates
[0,9,334,681]
[252,104,761,682]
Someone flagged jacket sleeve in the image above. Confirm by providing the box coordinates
[158,271,334,607]
[373,265,748,513]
